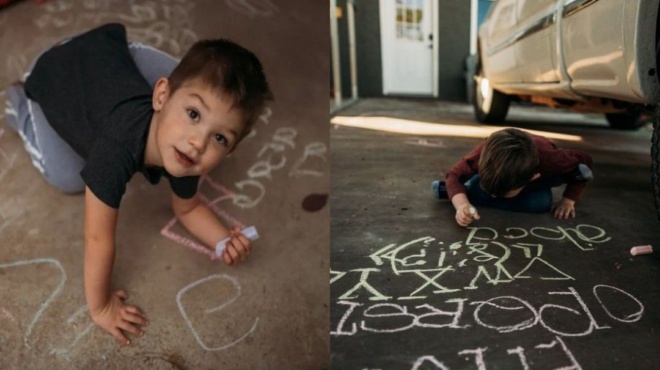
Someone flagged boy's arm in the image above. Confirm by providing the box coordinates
[552,197,576,219]
[171,192,252,265]
[445,143,483,200]
[451,193,480,227]
[560,150,592,202]
[540,140,593,202]
[84,187,147,344]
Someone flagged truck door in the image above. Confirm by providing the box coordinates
[481,0,521,84]
[514,0,561,83]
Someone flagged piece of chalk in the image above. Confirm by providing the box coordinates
[215,226,259,257]
[469,207,476,215]
[630,245,653,256]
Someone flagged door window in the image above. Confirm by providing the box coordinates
[396,0,424,41]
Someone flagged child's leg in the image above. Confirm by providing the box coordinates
[127,42,179,88]
[3,40,177,194]
[465,175,553,213]
[5,84,86,193]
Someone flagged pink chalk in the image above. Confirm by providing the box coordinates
[160,176,246,260]
[630,245,653,256]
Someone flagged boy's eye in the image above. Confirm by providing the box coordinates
[214,133,228,145]
[187,109,200,122]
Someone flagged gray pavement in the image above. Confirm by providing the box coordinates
[330,98,660,369]
[0,1,329,369]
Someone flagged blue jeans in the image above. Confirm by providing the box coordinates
[465,175,562,213]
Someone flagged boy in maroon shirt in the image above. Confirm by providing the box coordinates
[432,128,593,226]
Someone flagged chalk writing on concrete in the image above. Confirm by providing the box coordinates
[332,283,642,337]
[0,128,18,183]
[176,274,259,351]
[0,258,67,349]
[32,0,198,57]
[232,126,297,209]
[404,138,445,148]
[2,0,201,126]
[232,117,328,209]
[0,307,17,324]
[1,258,261,357]
[409,336,581,370]
[0,210,24,236]
[6,54,29,83]
[224,0,279,18]
[331,224,643,368]
[0,259,99,360]
[49,304,95,359]
[289,142,327,178]
[334,225,610,303]
[34,0,75,29]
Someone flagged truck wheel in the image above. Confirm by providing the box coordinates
[473,56,510,123]
[652,111,660,221]
[605,112,648,130]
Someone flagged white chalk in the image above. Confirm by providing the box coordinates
[215,226,259,257]
[630,245,653,256]
[469,207,476,216]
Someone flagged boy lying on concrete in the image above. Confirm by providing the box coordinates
[5,23,272,345]
[432,128,592,226]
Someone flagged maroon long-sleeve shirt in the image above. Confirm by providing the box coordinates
[445,134,593,202]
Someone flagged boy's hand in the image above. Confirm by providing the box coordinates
[455,203,480,227]
[90,290,148,345]
[222,226,253,266]
[552,198,576,219]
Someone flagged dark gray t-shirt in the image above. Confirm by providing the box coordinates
[25,23,198,208]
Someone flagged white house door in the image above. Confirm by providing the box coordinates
[380,0,435,96]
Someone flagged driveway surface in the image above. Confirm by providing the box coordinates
[330,98,660,370]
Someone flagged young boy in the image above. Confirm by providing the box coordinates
[4,23,272,345]
[432,128,593,227]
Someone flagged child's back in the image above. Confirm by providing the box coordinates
[24,23,196,207]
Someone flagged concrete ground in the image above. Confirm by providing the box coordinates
[0,1,329,369]
[330,98,660,369]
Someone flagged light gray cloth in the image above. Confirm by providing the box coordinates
[4,41,179,193]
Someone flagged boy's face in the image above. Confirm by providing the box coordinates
[151,78,245,177]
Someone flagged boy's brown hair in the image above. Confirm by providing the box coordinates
[167,39,273,140]
[478,128,540,197]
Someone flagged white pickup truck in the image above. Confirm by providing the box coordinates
[473,0,660,218]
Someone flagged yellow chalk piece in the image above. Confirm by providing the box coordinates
[336,6,343,18]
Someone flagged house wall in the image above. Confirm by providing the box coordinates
[334,0,353,98]
[354,0,384,97]
[335,0,472,101]
[437,0,471,101]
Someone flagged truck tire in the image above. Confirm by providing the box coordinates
[473,55,510,123]
[605,112,647,130]
[652,110,660,221]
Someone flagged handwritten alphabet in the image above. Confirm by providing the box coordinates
[0,257,258,361]
[176,274,259,351]
[333,223,645,368]
[410,336,582,370]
